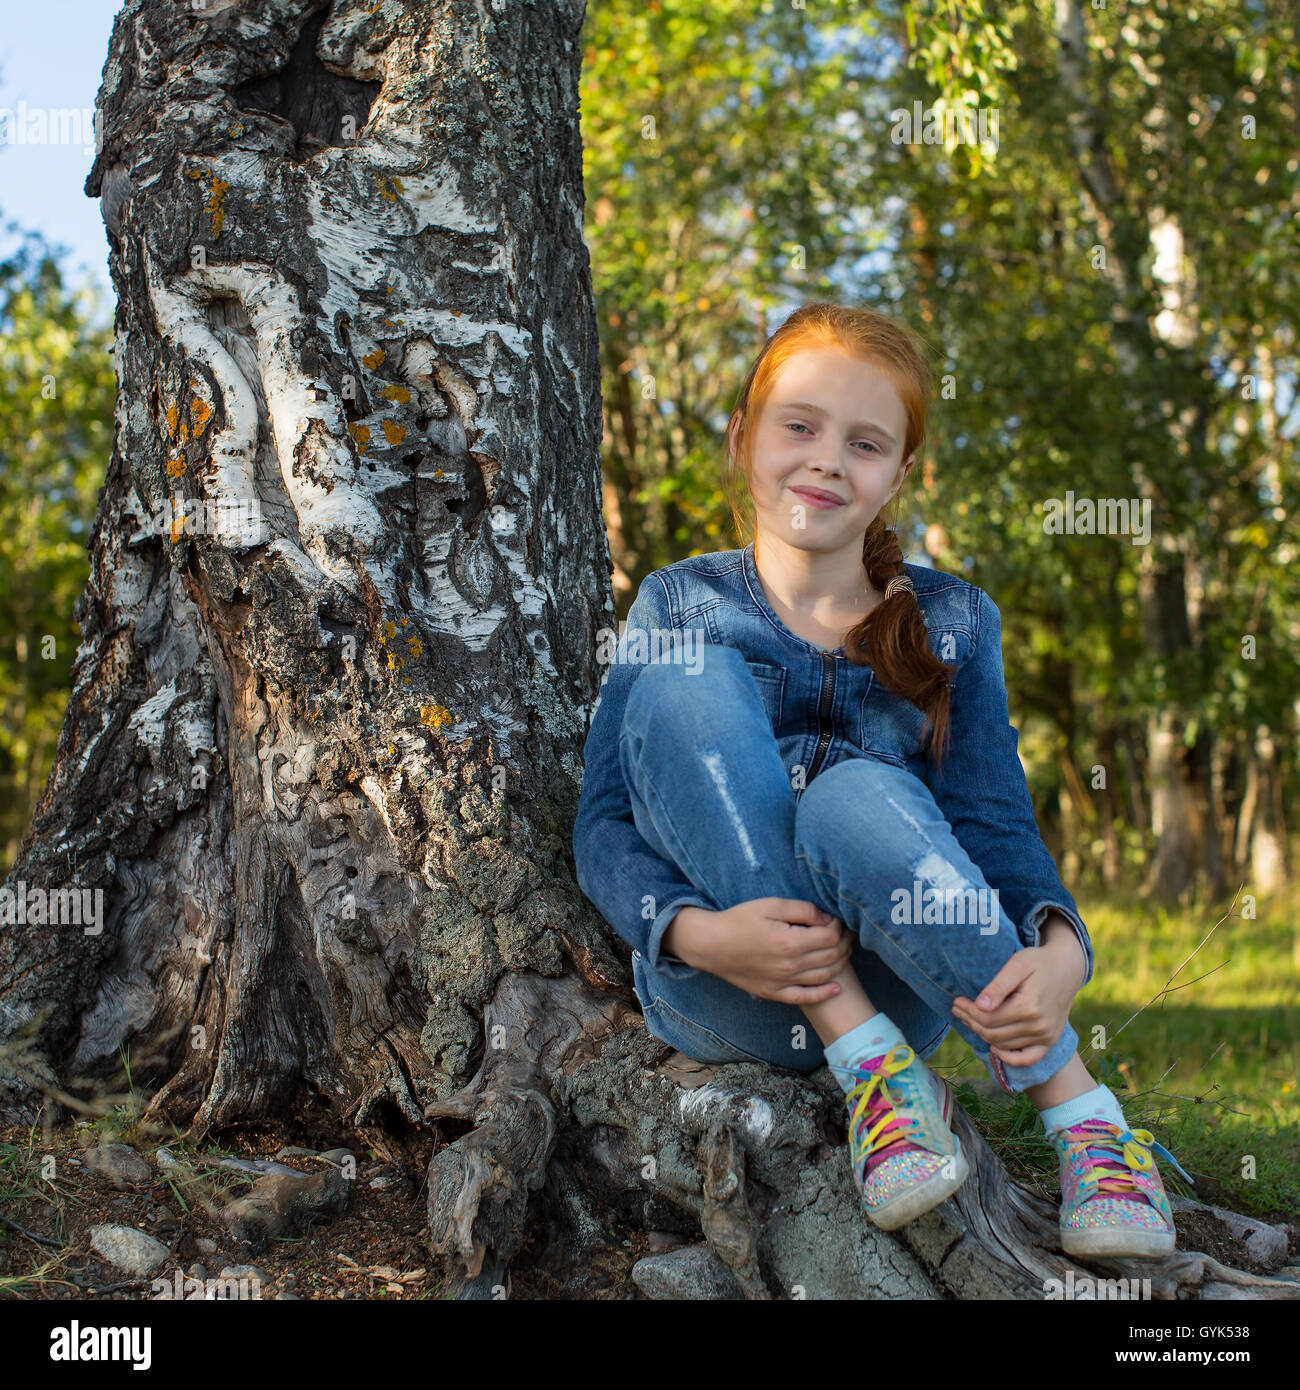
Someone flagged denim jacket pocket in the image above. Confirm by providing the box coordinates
[858,626,971,764]
[741,658,786,731]
[859,682,930,765]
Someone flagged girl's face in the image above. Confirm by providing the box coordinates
[734,346,914,556]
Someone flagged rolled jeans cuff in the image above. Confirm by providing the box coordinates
[1022,899,1093,988]
[987,1019,1080,1094]
[645,895,715,979]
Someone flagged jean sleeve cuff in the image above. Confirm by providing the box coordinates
[645,895,714,979]
[1023,900,1094,988]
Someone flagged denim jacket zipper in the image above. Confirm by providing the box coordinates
[805,651,837,782]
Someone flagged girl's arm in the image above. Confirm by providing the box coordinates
[572,571,714,979]
[1040,909,1089,990]
[924,587,1095,986]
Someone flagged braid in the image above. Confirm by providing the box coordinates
[845,513,956,770]
[862,514,906,596]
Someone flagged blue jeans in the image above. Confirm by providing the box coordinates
[619,641,1079,1093]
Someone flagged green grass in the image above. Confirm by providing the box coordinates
[928,884,1300,1223]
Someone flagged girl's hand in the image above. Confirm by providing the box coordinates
[673,898,854,1005]
[950,935,1083,1067]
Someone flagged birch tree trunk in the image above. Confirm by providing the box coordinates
[1053,0,1209,905]
[0,0,1290,1301]
[0,0,616,1132]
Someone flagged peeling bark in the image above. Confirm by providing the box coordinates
[1,0,615,1135]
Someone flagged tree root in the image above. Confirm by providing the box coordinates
[424,967,1297,1300]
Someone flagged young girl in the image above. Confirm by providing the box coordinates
[573,302,1191,1259]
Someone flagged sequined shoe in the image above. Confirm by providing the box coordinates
[828,1043,968,1230]
[1050,1119,1194,1258]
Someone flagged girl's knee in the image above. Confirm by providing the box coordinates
[627,642,741,715]
[795,758,918,871]
[796,756,904,821]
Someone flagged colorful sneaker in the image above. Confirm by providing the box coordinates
[828,1042,968,1230]
[1050,1119,1194,1259]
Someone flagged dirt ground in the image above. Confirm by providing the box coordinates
[3,1108,1292,1300]
[0,1116,645,1301]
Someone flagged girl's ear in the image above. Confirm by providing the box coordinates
[886,452,915,504]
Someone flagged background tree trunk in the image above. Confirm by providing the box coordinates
[1237,727,1288,895]
[0,0,1291,1301]
[1054,0,1213,906]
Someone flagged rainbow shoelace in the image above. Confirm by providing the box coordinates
[1060,1120,1194,1209]
[830,1044,929,1175]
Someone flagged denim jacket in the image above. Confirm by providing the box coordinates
[572,541,1094,990]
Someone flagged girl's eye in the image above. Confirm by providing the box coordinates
[785,422,878,454]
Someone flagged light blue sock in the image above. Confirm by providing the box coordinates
[824,1013,907,1096]
[1038,1083,1127,1138]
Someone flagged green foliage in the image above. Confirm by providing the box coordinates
[582,0,1298,897]
[580,0,893,584]
[889,0,1300,752]
[0,231,114,876]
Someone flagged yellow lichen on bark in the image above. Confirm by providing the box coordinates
[190,393,213,434]
[207,178,230,237]
[185,168,230,238]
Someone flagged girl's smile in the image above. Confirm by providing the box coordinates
[789,484,847,509]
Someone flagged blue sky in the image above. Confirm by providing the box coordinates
[0,2,120,318]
